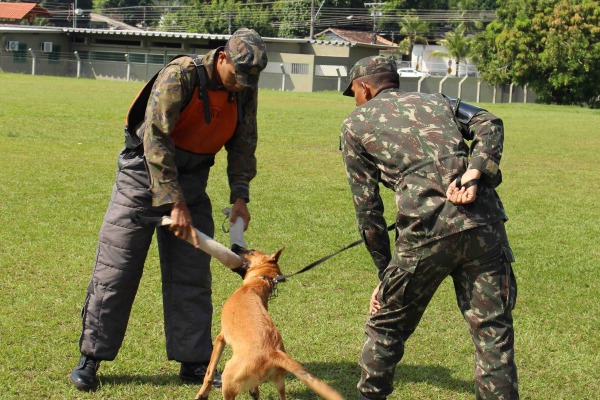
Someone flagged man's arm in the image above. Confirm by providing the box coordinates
[446,110,504,204]
[225,87,258,207]
[140,59,200,245]
[467,111,504,184]
[341,124,391,280]
[142,61,194,207]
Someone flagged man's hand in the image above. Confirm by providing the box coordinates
[370,283,382,315]
[446,169,482,205]
[231,198,251,230]
[170,201,200,249]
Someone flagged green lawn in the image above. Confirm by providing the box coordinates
[0,72,598,399]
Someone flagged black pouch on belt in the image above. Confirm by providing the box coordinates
[124,126,142,150]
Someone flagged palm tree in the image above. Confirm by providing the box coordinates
[452,0,484,33]
[398,16,429,70]
[431,27,472,77]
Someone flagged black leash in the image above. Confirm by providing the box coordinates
[274,223,396,283]
[274,237,363,282]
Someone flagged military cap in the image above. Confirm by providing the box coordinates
[226,28,268,88]
[343,56,398,97]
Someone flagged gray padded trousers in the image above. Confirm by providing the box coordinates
[78,147,214,363]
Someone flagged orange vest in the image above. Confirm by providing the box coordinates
[170,88,238,154]
[125,55,239,155]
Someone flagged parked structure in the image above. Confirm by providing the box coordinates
[315,28,396,47]
[0,24,535,103]
[0,2,52,25]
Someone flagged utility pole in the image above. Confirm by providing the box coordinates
[365,2,384,44]
[309,0,326,39]
[310,0,315,39]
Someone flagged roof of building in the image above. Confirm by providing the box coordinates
[89,13,142,31]
[60,27,395,49]
[314,28,396,46]
[0,24,397,50]
[0,2,52,20]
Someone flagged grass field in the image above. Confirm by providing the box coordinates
[0,72,598,400]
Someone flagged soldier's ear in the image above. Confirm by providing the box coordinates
[362,82,374,101]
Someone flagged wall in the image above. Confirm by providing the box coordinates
[395,76,537,104]
[0,27,537,103]
[1,30,70,76]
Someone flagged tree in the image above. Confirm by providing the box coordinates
[397,16,430,67]
[276,0,311,38]
[472,0,600,106]
[450,0,484,33]
[96,0,154,27]
[431,26,472,76]
[161,0,277,37]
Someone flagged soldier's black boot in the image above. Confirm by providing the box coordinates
[179,362,222,388]
[359,393,385,400]
[70,354,101,391]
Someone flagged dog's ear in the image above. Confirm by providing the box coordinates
[270,247,285,262]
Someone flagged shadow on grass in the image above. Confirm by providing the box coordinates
[99,373,181,387]
[298,361,473,399]
[99,361,472,398]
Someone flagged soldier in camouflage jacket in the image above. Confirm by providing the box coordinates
[341,56,519,400]
[70,28,268,392]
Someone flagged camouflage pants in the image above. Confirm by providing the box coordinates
[358,222,518,400]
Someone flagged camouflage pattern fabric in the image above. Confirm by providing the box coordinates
[226,27,268,88]
[340,89,507,278]
[358,222,518,400]
[140,49,259,207]
[343,56,397,96]
[340,88,518,399]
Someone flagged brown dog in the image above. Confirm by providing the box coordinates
[194,248,345,400]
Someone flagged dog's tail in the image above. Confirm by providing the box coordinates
[272,351,345,400]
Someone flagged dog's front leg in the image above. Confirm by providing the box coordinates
[195,333,227,400]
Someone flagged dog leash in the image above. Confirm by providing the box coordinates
[274,223,397,283]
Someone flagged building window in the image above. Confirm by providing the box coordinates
[49,45,61,64]
[128,53,146,63]
[89,51,127,62]
[13,43,27,64]
[147,53,167,64]
[291,63,308,75]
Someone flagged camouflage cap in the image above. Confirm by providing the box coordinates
[226,28,268,88]
[343,56,397,97]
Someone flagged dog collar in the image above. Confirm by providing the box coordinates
[252,275,279,300]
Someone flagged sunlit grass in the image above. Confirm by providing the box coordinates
[0,72,598,399]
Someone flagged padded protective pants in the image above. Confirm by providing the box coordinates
[78,147,214,363]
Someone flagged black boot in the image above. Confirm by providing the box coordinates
[70,354,101,391]
[179,362,222,388]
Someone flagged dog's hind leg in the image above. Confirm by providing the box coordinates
[271,368,287,400]
[195,333,226,400]
[249,386,260,400]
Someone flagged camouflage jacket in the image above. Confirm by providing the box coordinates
[340,89,507,277]
[138,48,258,206]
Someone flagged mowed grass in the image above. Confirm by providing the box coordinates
[0,72,598,400]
